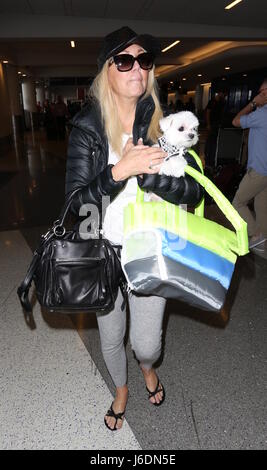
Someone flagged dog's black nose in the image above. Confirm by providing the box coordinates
[188,133,195,139]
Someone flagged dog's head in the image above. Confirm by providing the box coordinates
[159,111,199,148]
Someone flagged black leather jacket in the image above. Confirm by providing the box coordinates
[65,95,203,218]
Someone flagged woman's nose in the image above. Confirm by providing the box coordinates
[132,58,141,71]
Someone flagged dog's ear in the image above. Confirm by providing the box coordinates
[159,115,174,133]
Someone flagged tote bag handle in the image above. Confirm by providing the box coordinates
[136,149,248,256]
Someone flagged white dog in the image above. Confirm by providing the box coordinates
[147,111,199,202]
[157,111,199,178]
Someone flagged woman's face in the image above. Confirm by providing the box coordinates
[107,43,150,101]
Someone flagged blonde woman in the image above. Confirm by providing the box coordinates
[65,27,203,431]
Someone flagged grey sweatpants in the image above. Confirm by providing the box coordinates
[96,288,166,388]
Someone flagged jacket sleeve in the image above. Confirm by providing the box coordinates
[137,152,204,206]
[65,126,126,215]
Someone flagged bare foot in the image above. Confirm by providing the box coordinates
[104,385,128,430]
[141,367,164,405]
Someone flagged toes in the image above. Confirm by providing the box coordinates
[150,388,163,405]
[158,393,163,404]
[116,419,123,430]
[105,416,115,430]
[149,391,163,404]
[105,415,124,430]
[155,394,161,404]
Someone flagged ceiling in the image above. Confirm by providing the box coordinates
[0,0,267,28]
[0,1,267,90]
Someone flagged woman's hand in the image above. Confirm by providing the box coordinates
[111,137,166,182]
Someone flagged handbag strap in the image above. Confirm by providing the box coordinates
[55,187,82,228]
[17,188,82,313]
[136,150,248,256]
[17,230,55,313]
[17,252,42,312]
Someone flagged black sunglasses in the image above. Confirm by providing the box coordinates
[109,52,154,72]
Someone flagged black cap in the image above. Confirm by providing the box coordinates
[97,26,161,71]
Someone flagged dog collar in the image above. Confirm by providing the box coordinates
[158,136,186,159]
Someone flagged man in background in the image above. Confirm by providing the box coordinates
[232,79,267,250]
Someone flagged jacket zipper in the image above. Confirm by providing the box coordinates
[54,257,102,263]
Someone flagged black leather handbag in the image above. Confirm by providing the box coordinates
[17,189,125,315]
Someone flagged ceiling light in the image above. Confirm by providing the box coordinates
[243,73,247,77]
[225,66,231,70]
[3,60,8,64]
[182,77,187,81]
[70,40,75,48]
[222,77,226,80]
[225,0,243,10]
[197,74,202,77]
[18,71,22,74]
[22,74,27,77]
[161,40,180,53]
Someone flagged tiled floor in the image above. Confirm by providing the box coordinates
[0,128,266,449]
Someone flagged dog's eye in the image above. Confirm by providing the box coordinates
[178,126,184,131]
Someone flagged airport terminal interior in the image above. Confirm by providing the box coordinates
[0,1,266,450]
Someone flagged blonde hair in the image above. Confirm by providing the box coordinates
[89,62,163,156]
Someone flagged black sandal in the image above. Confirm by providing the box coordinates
[146,377,165,406]
[104,402,125,431]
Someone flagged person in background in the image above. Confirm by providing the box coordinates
[175,99,184,112]
[168,100,175,112]
[232,78,267,250]
[43,99,57,140]
[36,101,43,128]
[186,97,195,113]
[54,95,68,140]
[204,92,225,167]
[36,100,42,114]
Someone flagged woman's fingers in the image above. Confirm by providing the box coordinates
[139,148,166,173]
[147,165,162,174]
[149,154,166,163]
[135,148,166,162]
[123,137,134,154]
[121,140,167,176]
[146,155,166,168]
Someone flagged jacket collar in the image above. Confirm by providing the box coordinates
[133,94,155,145]
[70,98,104,141]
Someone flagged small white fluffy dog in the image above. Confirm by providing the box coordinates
[156,111,199,178]
[147,111,199,202]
